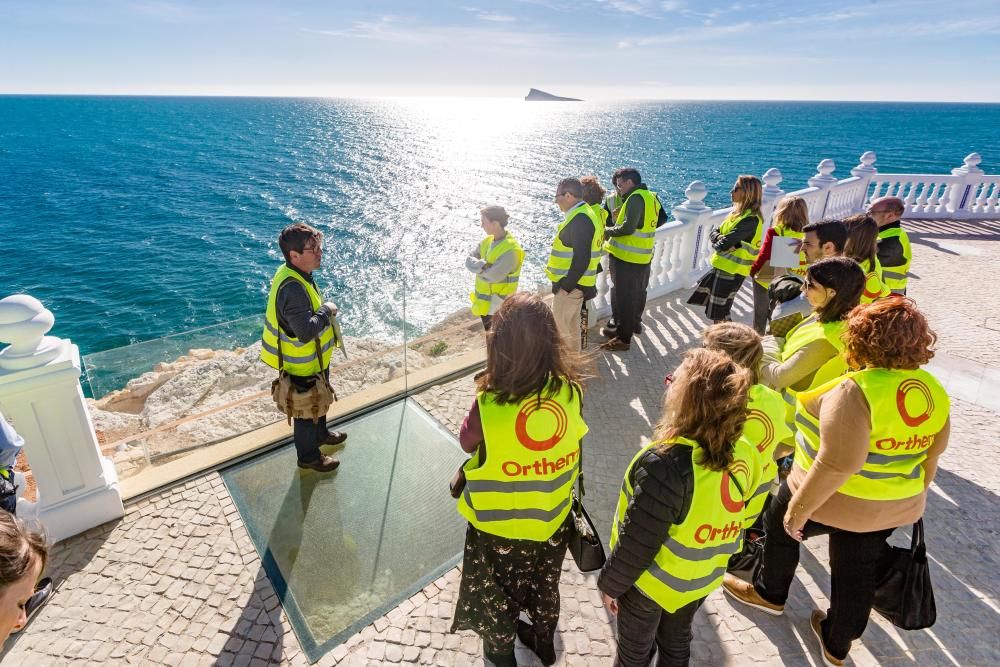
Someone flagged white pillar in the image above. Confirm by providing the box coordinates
[672,181,716,282]
[760,168,785,231]
[0,295,124,543]
[946,152,985,218]
[850,151,878,214]
[808,159,838,220]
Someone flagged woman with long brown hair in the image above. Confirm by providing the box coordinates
[689,175,765,323]
[0,512,47,643]
[451,292,587,667]
[724,298,950,667]
[599,348,764,666]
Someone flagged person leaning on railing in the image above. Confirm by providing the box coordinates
[598,348,764,667]
[687,175,764,325]
[868,196,911,295]
[843,214,891,304]
[759,257,865,426]
[466,205,524,332]
[723,297,950,667]
[451,293,587,667]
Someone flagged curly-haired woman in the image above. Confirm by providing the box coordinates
[723,298,951,667]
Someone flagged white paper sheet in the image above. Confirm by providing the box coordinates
[770,236,802,268]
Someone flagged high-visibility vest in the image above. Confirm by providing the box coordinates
[456,380,588,541]
[793,368,949,501]
[610,436,763,612]
[778,315,848,425]
[710,210,764,277]
[591,203,610,227]
[604,192,624,222]
[740,384,794,526]
[545,205,603,287]
[878,227,912,294]
[859,257,891,304]
[754,225,806,288]
[260,265,338,376]
[469,234,524,317]
[604,189,660,265]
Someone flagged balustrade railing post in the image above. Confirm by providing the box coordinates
[808,159,838,219]
[672,181,716,284]
[850,151,878,214]
[761,168,785,230]
[947,152,984,218]
[0,295,124,543]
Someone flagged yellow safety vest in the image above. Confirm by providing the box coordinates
[260,265,338,376]
[878,227,912,294]
[456,380,588,541]
[778,315,848,425]
[591,203,610,227]
[754,225,806,288]
[859,257,891,304]
[793,368,949,501]
[545,205,603,287]
[710,210,764,277]
[604,189,660,265]
[610,436,763,612]
[740,384,794,526]
[469,234,524,317]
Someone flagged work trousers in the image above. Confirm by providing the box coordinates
[290,370,332,464]
[754,481,895,660]
[614,586,704,667]
[551,288,585,352]
[609,256,651,343]
[752,279,771,334]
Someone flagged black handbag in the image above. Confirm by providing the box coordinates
[726,528,765,581]
[873,519,936,630]
[567,443,606,573]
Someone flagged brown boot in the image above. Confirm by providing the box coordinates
[721,573,784,615]
[297,455,340,473]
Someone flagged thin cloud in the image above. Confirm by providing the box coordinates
[477,12,517,22]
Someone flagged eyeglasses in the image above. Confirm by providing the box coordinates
[303,245,322,255]
[555,192,567,200]
[664,372,675,386]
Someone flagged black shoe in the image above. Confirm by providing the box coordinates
[517,620,556,666]
[600,325,618,339]
[297,455,340,473]
[11,577,52,634]
[484,649,517,667]
[321,431,347,446]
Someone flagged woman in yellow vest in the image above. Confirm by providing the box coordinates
[724,297,950,667]
[748,195,810,334]
[688,174,764,323]
[467,205,524,331]
[451,293,587,667]
[844,214,891,304]
[702,323,794,527]
[581,175,610,226]
[598,348,763,667]
[759,257,865,425]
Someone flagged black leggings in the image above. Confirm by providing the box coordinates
[614,586,703,667]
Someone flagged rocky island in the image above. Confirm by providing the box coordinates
[524,88,582,102]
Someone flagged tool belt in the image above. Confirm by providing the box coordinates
[270,336,337,424]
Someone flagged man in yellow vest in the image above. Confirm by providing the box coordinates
[261,223,345,473]
[601,168,662,352]
[546,178,602,353]
[869,196,911,294]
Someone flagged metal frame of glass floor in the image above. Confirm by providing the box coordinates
[221,398,468,663]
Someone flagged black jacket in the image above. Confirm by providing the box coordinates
[597,445,695,599]
[876,222,907,268]
[552,203,599,300]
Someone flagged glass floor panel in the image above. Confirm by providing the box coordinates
[221,399,467,662]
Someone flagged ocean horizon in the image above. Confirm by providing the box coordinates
[3,95,999,357]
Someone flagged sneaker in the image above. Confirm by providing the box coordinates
[721,573,784,615]
[10,577,52,634]
[599,337,630,352]
[297,455,340,473]
[321,431,348,446]
[517,620,556,666]
[810,610,845,667]
[599,325,618,339]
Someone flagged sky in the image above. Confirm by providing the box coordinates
[2,0,999,101]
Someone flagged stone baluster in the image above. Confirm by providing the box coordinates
[946,152,985,218]
[760,168,785,231]
[0,295,124,543]
[850,151,878,213]
[807,159,838,220]
[672,181,714,281]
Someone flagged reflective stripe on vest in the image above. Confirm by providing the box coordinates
[455,380,588,541]
[709,210,763,277]
[878,227,912,293]
[777,316,848,426]
[610,437,763,613]
[792,368,949,500]
[545,205,604,286]
[469,233,524,316]
[740,384,793,526]
[859,257,891,304]
[260,265,337,375]
[603,189,661,265]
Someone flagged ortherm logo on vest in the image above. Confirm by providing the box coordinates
[503,399,577,477]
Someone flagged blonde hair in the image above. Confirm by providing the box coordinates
[480,205,510,227]
[731,175,763,221]
[773,196,809,233]
[654,348,752,471]
[702,322,762,384]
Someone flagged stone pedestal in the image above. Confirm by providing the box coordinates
[0,295,124,542]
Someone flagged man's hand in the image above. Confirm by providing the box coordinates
[322,301,339,317]
[601,592,619,616]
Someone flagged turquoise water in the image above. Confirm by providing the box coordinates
[2,96,999,355]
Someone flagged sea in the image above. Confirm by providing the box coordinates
[2,96,999,358]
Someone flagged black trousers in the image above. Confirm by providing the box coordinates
[609,256,651,343]
[290,370,331,464]
[752,280,771,335]
[614,586,703,667]
[754,481,895,660]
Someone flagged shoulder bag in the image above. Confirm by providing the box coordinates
[873,519,936,630]
[568,441,606,573]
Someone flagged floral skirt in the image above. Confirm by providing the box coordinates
[450,519,570,654]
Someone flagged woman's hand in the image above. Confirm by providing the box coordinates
[601,592,619,616]
[783,506,806,542]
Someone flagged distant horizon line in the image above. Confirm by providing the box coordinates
[2,92,999,105]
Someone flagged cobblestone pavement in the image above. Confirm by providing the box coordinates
[4,218,999,666]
